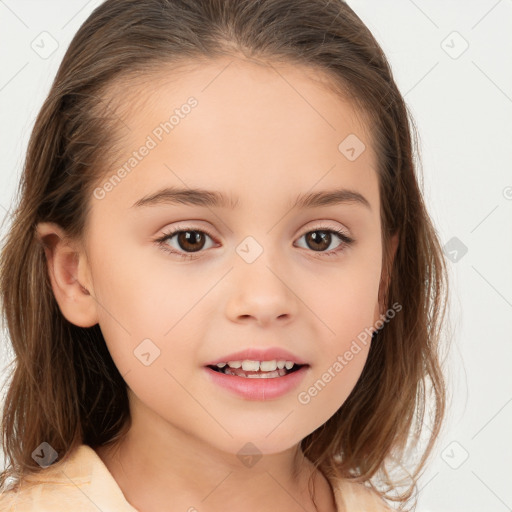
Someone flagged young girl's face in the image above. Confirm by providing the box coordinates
[78,56,385,456]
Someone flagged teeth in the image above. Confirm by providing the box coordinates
[241,360,260,371]
[220,359,296,371]
[225,368,288,378]
[247,370,281,379]
[259,360,277,371]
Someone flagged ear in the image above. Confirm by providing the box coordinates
[36,222,99,328]
[373,232,399,328]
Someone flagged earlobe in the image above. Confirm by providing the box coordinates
[36,222,98,328]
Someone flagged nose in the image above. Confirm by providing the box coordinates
[224,253,299,327]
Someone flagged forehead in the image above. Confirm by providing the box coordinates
[91,56,379,217]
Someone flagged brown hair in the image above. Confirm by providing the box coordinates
[0,0,450,509]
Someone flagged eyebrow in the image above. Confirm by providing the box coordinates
[131,186,371,211]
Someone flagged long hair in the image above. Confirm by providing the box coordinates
[0,1,449,509]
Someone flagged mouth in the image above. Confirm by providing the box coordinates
[204,358,310,400]
[206,360,308,379]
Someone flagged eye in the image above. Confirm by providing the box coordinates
[154,226,217,260]
[295,226,354,256]
[154,225,355,260]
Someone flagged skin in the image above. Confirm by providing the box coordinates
[37,56,397,511]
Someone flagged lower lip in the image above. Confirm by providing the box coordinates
[203,366,309,400]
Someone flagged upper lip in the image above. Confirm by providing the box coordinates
[205,347,308,366]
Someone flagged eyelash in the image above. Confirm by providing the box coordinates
[154,225,355,260]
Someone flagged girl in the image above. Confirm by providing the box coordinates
[0,0,449,511]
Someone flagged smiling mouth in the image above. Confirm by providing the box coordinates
[207,361,307,379]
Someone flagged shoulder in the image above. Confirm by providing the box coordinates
[0,461,95,512]
[0,481,46,512]
[0,444,137,512]
[0,480,93,512]
[331,476,394,511]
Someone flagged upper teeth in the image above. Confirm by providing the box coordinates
[216,360,295,371]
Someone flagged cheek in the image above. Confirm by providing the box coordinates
[91,254,210,434]
[90,236,195,331]
[296,267,378,416]
[294,253,380,413]
[308,250,382,342]
[90,242,214,381]
[296,342,371,425]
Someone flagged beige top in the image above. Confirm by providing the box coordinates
[0,444,392,511]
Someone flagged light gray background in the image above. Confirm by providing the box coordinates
[0,1,511,511]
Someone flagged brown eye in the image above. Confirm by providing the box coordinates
[305,231,331,251]
[175,230,207,252]
[156,227,217,259]
[295,227,354,256]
